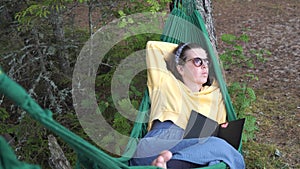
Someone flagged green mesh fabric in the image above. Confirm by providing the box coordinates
[161,0,238,123]
[0,0,242,168]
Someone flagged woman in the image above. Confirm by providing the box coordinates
[130,41,245,169]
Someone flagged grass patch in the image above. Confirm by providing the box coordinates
[243,89,299,168]
[243,141,289,169]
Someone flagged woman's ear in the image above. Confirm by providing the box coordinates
[176,65,184,76]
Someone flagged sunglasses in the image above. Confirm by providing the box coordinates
[185,57,210,67]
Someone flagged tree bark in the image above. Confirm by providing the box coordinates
[87,0,94,36]
[194,0,217,50]
[48,135,72,169]
[170,0,217,49]
[50,8,71,76]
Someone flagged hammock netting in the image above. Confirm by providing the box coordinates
[0,0,241,168]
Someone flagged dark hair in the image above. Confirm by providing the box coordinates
[165,42,212,86]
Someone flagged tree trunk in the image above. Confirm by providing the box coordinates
[50,8,71,76]
[88,1,94,36]
[194,0,217,50]
[170,0,217,49]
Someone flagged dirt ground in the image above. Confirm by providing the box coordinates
[213,0,299,167]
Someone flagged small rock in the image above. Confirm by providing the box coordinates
[274,149,282,157]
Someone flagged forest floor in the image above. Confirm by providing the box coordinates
[213,0,299,168]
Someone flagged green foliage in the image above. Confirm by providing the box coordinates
[113,112,132,135]
[146,0,172,12]
[220,33,270,70]
[0,107,9,122]
[116,0,171,16]
[220,33,271,142]
[228,82,256,115]
[10,113,50,167]
[91,27,165,156]
[228,82,257,142]
[14,0,67,31]
[0,107,15,134]
[95,33,158,127]
[91,16,162,152]
[115,0,170,28]
[243,141,290,169]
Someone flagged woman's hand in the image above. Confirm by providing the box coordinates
[220,122,228,128]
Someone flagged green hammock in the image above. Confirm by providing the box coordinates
[0,0,241,169]
[161,0,238,122]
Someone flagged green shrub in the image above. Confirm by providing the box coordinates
[219,33,271,142]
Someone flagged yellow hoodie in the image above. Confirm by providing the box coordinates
[146,41,226,130]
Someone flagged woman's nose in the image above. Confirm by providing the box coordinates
[201,63,208,69]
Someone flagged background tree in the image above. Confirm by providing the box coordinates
[170,0,217,49]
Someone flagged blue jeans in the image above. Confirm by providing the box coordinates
[130,120,245,169]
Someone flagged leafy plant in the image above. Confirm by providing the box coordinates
[220,33,270,70]
[0,107,15,134]
[219,33,271,142]
[227,82,257,142]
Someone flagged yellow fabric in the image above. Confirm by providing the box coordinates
[146,41,226,130]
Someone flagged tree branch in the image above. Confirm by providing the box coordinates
[48,134,72,169]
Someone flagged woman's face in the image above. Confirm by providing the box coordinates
[177,48,209,89]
